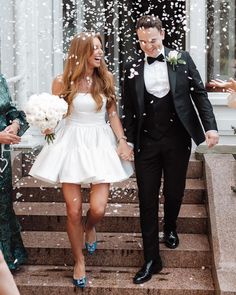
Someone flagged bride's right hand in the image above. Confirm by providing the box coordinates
[42,128,54,135]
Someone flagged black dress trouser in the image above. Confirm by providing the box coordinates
[135,133,191,262]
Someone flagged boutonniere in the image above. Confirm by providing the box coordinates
[166,50,186,71]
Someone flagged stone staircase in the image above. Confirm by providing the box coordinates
[12,151,215,294]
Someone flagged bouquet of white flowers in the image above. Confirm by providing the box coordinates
[24,93,68,143]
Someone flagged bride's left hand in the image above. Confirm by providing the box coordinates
[117,140,133,161]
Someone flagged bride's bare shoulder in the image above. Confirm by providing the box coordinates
[52,74,64,95]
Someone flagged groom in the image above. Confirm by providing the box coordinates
[122,15,219,284]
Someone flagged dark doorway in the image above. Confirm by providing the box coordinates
[131,0,186,50]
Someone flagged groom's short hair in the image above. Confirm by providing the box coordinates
[136,15,162,31]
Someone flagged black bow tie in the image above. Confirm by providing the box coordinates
[147,54,165,64]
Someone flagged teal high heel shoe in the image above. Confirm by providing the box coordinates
[72,276,87,288]
[85,240,97,254]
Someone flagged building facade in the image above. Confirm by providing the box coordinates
[0,0,235,145]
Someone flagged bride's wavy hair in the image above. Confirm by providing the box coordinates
[61,32,116,115]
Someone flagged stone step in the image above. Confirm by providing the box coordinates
[13,177,205,204]
[17,151,203,179]
[22,231,211,268]
[15,265,214,295]
[15,202,207,234]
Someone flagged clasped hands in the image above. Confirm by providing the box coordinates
[117,140,134,161]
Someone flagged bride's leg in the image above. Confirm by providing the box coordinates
[85,183,110,243]
[62,183,85,279]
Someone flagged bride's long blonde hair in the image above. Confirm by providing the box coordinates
[61,32,116,115]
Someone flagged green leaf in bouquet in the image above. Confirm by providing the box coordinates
[45,133,55,144]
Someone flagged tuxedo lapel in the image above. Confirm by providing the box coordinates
[165,47,176,96]
[134,60,145,114]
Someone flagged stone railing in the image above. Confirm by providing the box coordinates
[202,153,236,294]
[231,159,236,193]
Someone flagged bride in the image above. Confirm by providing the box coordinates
[30,32,133,288]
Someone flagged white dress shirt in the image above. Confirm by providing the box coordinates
[144,47,170,98]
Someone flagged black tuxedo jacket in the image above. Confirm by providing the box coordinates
[122,47,218,152]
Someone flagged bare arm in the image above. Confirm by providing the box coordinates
[107,101,133,161]
[107,101,126,142]
[43,75,64,135]
[0,251,20,295]
[209,78,236,92]
[52,75,64,95]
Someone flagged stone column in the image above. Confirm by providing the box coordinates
[77,0,84,32]
[15,0,64,147]
[186,0,206,83]
[52,0,63,76]
[0,0,16,99]
[14,0,27,109]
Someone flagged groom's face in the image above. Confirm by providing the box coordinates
[137,27,164,58]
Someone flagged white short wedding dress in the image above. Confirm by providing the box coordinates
[30,93,133,184]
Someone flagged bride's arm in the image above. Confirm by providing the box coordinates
[52,75,64,95]
[43,75,64,135]
[107,101,133,161]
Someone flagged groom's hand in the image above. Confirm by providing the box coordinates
[205,130,219,148]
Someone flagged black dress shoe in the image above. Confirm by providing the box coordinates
[133,259,163,284]
[164,230,179,249]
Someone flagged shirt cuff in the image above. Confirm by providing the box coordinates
[127,142,134,148]
[206,130,218,134]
